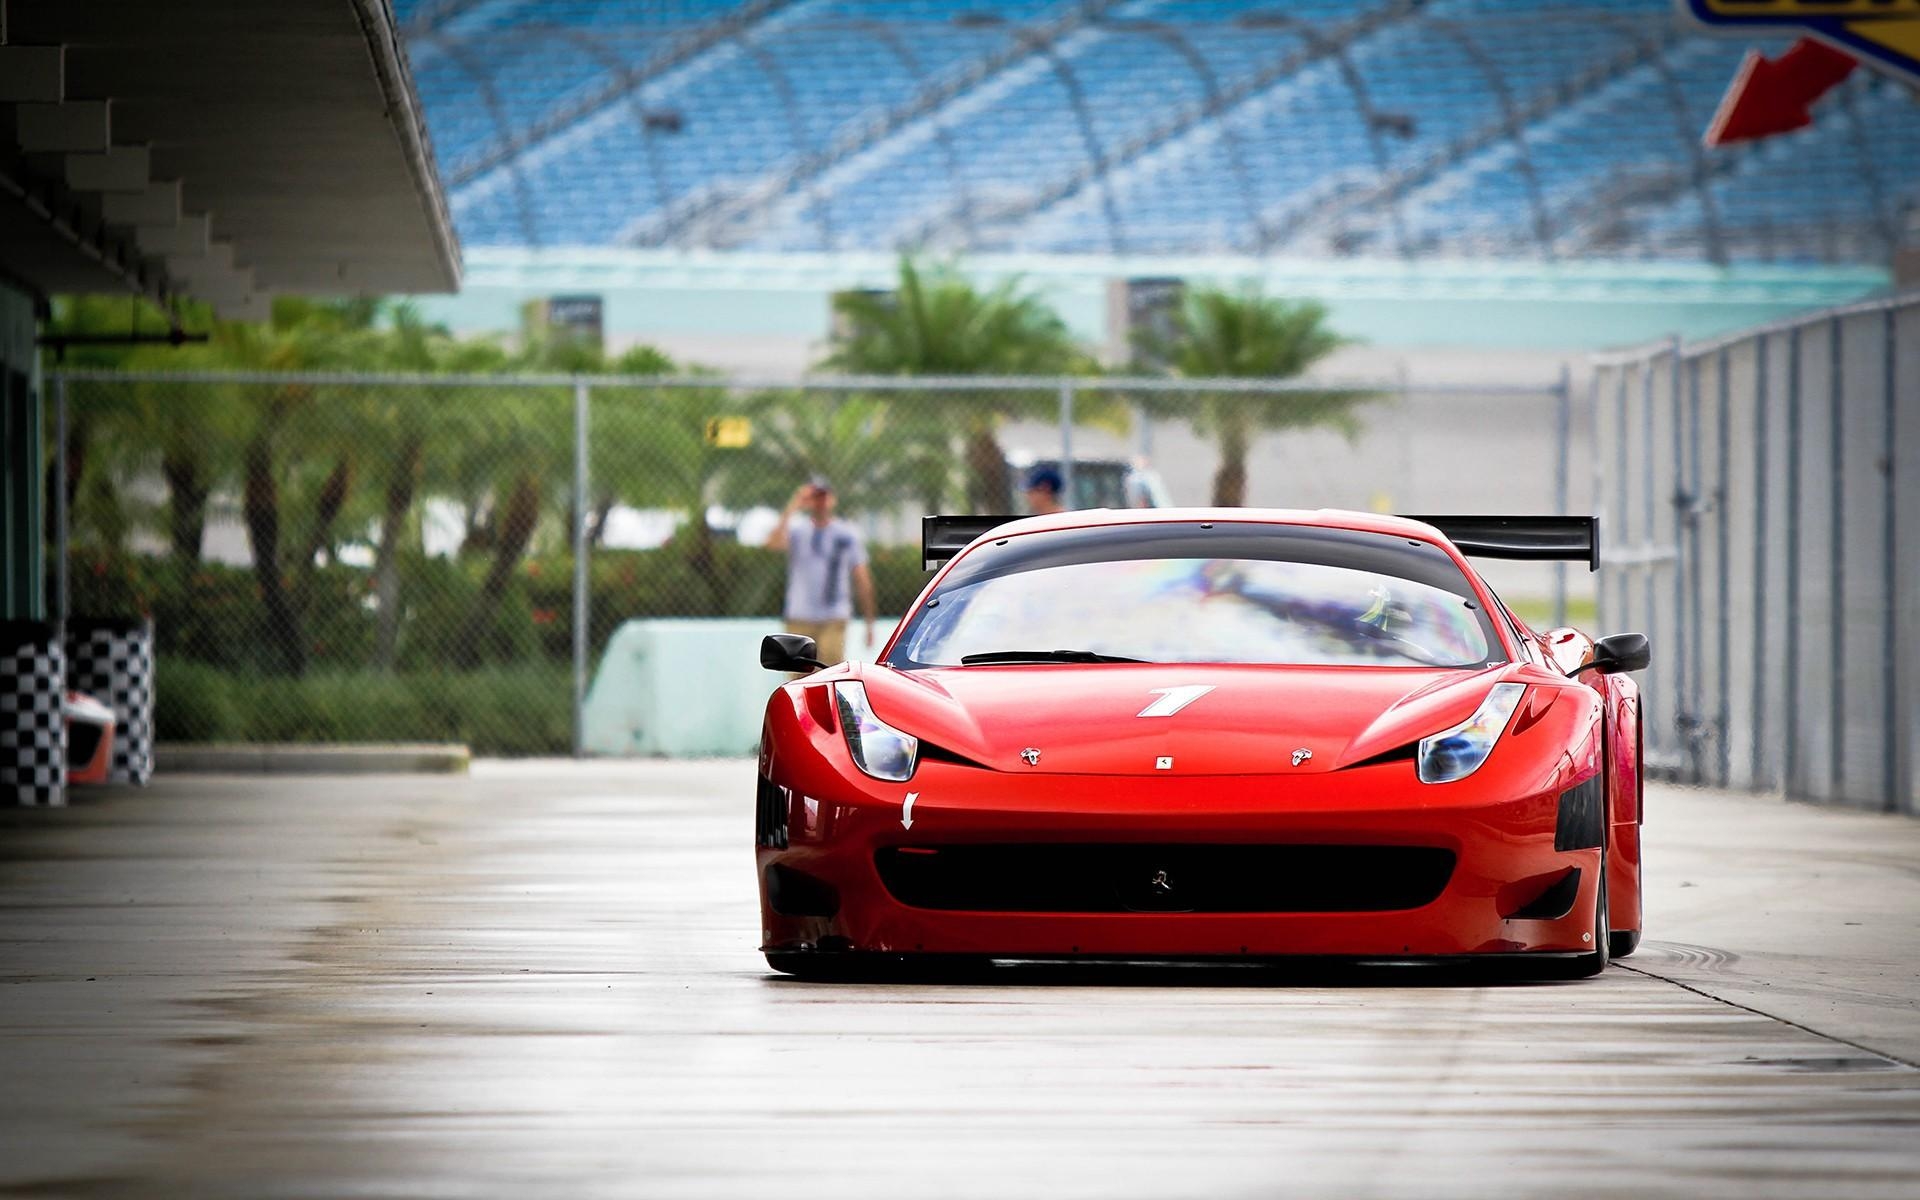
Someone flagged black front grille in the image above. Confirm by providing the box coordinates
[876,844,1455,914]
[755,774,790,849]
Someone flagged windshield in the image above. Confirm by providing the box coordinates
[888,523,1501,670]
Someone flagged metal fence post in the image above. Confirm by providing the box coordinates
[52,373,68,623]
[1751,334,1771,790]
[1059,381,1075,503]
[1715,347,1731,788]
[1552,363,1570,629]
[1641,353,1658,761]
[572,376,590,759]
[1590,369,1604,636]
[1883,307,1900,813]
[1685,350,1705,781]
[1668,336,1690,778]
[1828,316,1845,804]
[1614,368,1629,644]
[1784,326,1802,799]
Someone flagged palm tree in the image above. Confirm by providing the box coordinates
[441,332,688,663]
[364,305,512,669]
[444,331,577,668]
[585,343,677,548]
[190,297,385,675]
[819,258,1089,514]
[1147,287,1365,508]
[43,295,215,553]
[719,391,940,519]
[593,377,749,613]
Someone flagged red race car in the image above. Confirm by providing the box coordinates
[755,508,1647,980]
[64,691,117,787]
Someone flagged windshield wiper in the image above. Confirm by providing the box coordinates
[959,649,1149,665]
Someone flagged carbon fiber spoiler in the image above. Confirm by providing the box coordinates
[922,515,1018,569]
[921,513,1600,572]
[1405,515,1599,571]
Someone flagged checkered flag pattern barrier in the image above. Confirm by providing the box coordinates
[65,618,155,786]
[1,622,67,807]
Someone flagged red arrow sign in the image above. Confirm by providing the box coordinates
[1704,37,1858,147]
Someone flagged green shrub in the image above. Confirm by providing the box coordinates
[153,663,573,755]
[72,537,942,680]
[154,660,244,742]
[83,534,938,755]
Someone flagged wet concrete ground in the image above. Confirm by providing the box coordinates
[1,762,1917,1198]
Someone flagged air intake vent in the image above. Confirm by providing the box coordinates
[755,773,790,849]
[1554,775,1605,851]
[876,844,1454,913]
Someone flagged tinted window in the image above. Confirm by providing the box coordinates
[890,522,1502,669]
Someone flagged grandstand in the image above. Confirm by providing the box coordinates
[396,0,1917,267]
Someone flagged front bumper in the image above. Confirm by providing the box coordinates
[756,759,1603,960]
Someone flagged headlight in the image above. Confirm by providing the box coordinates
[834,682,919,782]
[1416,682,1525,784]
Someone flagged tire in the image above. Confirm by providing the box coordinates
[765,951,857,980]
[1538,863,1610,980]
[1609,929,1641,958]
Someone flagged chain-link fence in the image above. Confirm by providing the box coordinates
[47,368,1577,757]
[1591,292,1919,814]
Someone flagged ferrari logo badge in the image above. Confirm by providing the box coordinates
[1021,747,1041,766]
[1155,756,1173,770]
[1149,869,1173,896]
[1292,748,1313,767]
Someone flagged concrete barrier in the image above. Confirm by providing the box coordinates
[157,743,471,774]
[582,618,895,758]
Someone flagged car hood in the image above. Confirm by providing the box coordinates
[856,660,1541,776]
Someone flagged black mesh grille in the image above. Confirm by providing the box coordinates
[876,844,1455,914]
[1554,775,1606,850]
[755,774,789,849]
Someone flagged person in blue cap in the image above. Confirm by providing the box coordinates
[1023,465,1067,516]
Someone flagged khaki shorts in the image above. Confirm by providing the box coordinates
[785,619,847,667]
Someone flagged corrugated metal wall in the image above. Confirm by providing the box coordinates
[1592,293,1919,814]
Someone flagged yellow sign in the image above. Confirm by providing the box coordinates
[704,416,751,448]
[1687,1,1920,84]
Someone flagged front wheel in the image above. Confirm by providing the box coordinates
[1609,930,1641,958]
[1541,866,1610,980]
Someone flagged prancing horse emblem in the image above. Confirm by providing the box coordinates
[1149,869,1173,896]
[1291,748,1313,767]
[1021,747,1041,766]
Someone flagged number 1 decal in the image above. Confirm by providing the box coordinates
[1137,685,1214,717]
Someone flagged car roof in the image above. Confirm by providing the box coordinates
[975,506,1459,545]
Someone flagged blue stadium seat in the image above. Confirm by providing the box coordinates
[402,0,1917,265]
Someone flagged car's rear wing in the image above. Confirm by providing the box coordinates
[1405,515,1599,571]
[921,513,1599,571]
[922,515,1018,569]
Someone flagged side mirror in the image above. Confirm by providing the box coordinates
[761,633,827,673]
[1577,632,1650,676]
